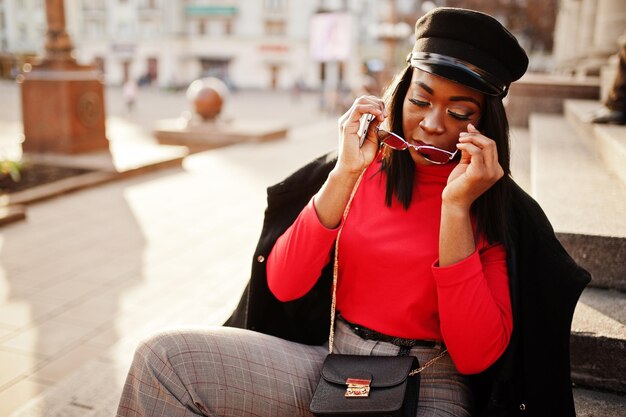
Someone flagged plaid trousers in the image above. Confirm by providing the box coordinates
[116,321,471,416]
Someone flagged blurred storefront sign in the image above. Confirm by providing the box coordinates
[185,6,237,17]
[259,44,289,54]
[309,12,352,63]
[111,43,136,54]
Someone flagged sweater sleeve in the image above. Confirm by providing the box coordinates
[432,243,511,374]
[267,197,339,301]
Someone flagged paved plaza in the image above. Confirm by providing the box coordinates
[0,81,338,415]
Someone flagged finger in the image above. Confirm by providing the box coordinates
[346,103,386,132]
[467,123,480,133]
[458,133,499,165]
[352,95,385,110]
[457,142,503,181]
[352,96,387,119]
[456,142,487,168]
[340,96,381,122]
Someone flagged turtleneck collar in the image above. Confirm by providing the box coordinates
[414,160,457,180]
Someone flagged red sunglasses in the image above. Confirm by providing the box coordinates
[376,128,458,165]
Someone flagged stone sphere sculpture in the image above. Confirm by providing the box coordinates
[186,77,229,121]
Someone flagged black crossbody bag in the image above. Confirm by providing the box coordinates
[309,173,447,417]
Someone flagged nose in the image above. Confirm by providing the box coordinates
[419,108,445,134]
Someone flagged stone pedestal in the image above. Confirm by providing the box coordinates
[19,0,109,154]
[20,67,109,154]
[154,117,287,152]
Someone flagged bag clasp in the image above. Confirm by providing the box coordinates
[345,378,371,398]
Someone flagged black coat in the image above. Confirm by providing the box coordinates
[225,151,591,416]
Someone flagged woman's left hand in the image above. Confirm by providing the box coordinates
[442,123,504,211]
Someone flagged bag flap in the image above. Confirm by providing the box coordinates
[320,354,416,388]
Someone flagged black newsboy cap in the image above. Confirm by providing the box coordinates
[408,7,529,96]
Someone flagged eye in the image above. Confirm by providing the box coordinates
[409,98,429,107]
[447,110,474,121]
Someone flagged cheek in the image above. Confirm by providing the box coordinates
[402,106,422,132]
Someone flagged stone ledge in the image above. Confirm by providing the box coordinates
[574,387,626,416]
[0,143,188,227]
[507,74,600,127]
[557,233,625,291]
[571,287,626,394]
[564,99,626,186]
[154,118,288,152]
[0,204,26,226]
[1,171,116,207]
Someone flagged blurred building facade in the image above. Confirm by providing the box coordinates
[1,0,394,91]
[0,0,568,90]
[0,0,45,78]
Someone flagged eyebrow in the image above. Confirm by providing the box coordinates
[414,81,482,108]
[450,96,482,108]
[415,81,434,95]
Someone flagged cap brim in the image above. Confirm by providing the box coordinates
[408,51,507,96]
[411,62,502,96]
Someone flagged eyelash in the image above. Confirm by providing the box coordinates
[408,98,473,121]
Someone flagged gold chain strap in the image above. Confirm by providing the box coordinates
[408,348,448,376]
[328,170,365,353]
[327,168,448,376]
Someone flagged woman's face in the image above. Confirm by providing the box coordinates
[402,68,485,166]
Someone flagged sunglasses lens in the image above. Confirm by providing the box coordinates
[378,130,407,150]
[418,148,453,164]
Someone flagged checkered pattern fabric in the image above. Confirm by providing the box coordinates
[116,321,471,416]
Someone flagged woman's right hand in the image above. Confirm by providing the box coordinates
[335,95,387,176]
[312,96,387,229]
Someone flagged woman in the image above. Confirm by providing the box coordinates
[117,8,590,417]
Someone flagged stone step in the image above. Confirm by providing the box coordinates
[557,232,626,292]
[564,98,626,186]
[574,387,626,416]
[529,113,626,291]
[571,287,626,393]
[507,73,599,127]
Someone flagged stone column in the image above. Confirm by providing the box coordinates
[572,0,604,75]
[43,0,73,62]
[577,0,598,59]
[20,0,108,154]
[593,0,626,56]
[553,0,582,73]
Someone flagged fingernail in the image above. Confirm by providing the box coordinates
[459,132,468,136]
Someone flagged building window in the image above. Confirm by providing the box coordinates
[264,20,286,36]
[264,0,287,12]
[224,19,232,36]
[83,0,106,10]
[93,56,105,74]
[138,0,159,9]
[84,19,106,38]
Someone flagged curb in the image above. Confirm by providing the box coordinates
[0,204,26,226]
[0,155,185,227]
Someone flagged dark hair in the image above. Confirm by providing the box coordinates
[380,65,511,246]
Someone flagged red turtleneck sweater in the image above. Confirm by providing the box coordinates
[267,158,512,374]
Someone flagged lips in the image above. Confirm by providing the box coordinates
[412,138,456,153]
[412,139,429,147]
